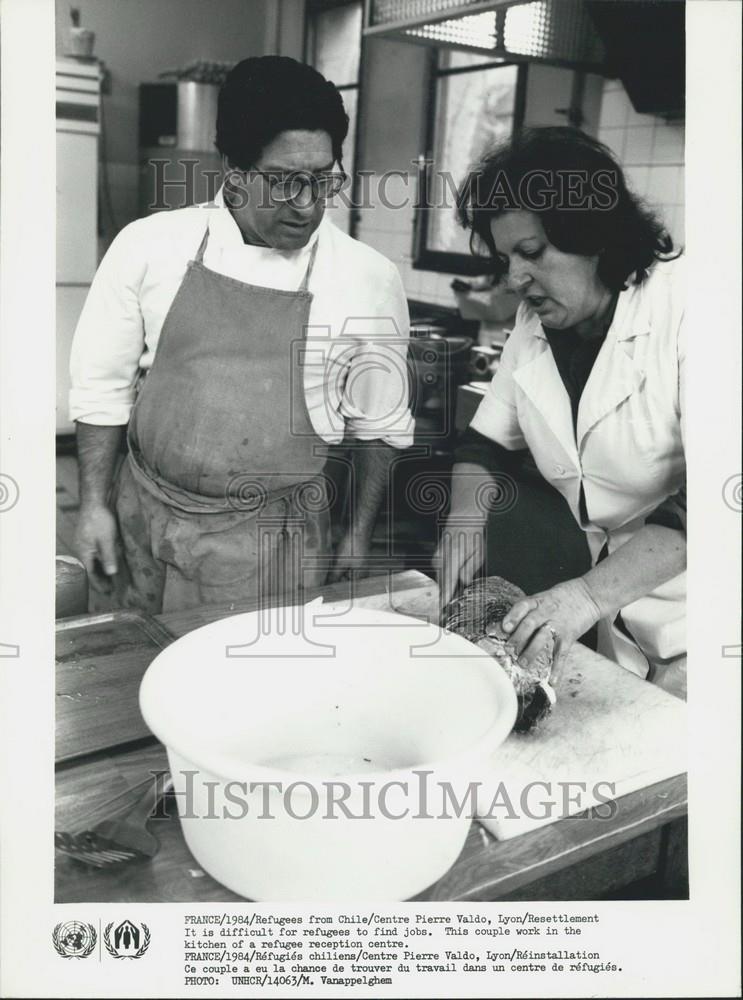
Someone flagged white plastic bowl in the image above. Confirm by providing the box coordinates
[139,605,516,901]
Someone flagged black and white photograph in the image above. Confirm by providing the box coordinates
[0,0,740,997]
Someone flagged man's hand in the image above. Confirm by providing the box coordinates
[500,578,602,683]
[327,530,372,584]
[74,422,127,594]
[74,503,120,594]
[435,521,487,616]
[328,440,396,584]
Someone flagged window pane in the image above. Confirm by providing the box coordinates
[440,49,504,71]
[312,2,363,87]
[429,64,518,256]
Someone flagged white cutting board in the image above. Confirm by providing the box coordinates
[333,571,687,841]
[474,642,687,839]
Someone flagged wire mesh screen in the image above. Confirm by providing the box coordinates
[370,0,504,24]
[405,12,500,50]
[368,0,606,69]
[503,1,604,64]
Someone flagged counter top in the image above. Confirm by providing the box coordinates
[55,571,687,902]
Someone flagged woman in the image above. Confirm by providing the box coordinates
[438,127,686,698]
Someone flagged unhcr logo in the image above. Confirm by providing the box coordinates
[103,919,151,959]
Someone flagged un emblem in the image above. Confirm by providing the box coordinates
[104,919,151,959]
[52,921,97,958]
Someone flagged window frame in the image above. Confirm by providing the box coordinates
[413,49,528,275]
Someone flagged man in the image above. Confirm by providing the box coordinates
[70,56,413,612]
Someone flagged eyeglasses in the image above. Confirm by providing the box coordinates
[246,169,348,204]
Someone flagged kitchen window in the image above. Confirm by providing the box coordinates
[415,50,527,275]
[306,0,363,235]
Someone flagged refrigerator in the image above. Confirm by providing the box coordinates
[56,57,101,436]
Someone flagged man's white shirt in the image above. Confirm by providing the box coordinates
[69,189,414,448]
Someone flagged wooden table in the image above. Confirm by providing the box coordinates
[55,572,688,902]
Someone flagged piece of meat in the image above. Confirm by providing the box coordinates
[442,576,555,733]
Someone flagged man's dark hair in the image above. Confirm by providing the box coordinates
[216,55,349,169]
[457,126,678,291]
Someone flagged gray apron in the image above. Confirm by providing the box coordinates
[112,225,331,613]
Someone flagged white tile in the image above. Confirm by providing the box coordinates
[379,231,411,261]
[622,125,654,164]
[397,255,413,276]
[649,202,674,232]
[660,206,681,246]
[361,173,382,203]
[676,171,685,206]
[354,173,377,212]
[430,273,453,302]
[404,268,423,298]
[393,258,409,285]
[354,221,377,244]
[599,87,630,128]
[652,123,685,165]
[377,171,414,210]
[357,231,385,254]
[625,104,659,128]
[598,126,626,159]
[646,165,683,205]
[624,165,649,197]
[416,271,436,299]
[371,231,399,256]
[371,200,414,237]
[364,200,390,231]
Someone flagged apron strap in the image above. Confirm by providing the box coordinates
[194,225,210,264]
[298,236,320,293]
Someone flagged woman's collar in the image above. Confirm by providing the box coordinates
[526,282,650,344]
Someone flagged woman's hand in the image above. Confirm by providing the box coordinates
[435,521,487,615]
[501,578,602,682]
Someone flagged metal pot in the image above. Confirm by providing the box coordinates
[177,82,219,151]
[408,327,474,449]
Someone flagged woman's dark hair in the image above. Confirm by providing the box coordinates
[216,55,349,169]
[457,126,678,290]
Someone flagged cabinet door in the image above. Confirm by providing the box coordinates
[56,130,98,283]
[57,285,89,434]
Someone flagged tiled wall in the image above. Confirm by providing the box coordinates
[354,171,446,303]
[356,174,481,310]
[597,78,685,246]
[357,73,684,308]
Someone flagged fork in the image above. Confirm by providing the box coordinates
[55,771,172,867]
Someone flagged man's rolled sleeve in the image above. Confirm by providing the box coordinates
[339,263,414,449]
[69,223,147,425]
[470,316,528,450]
